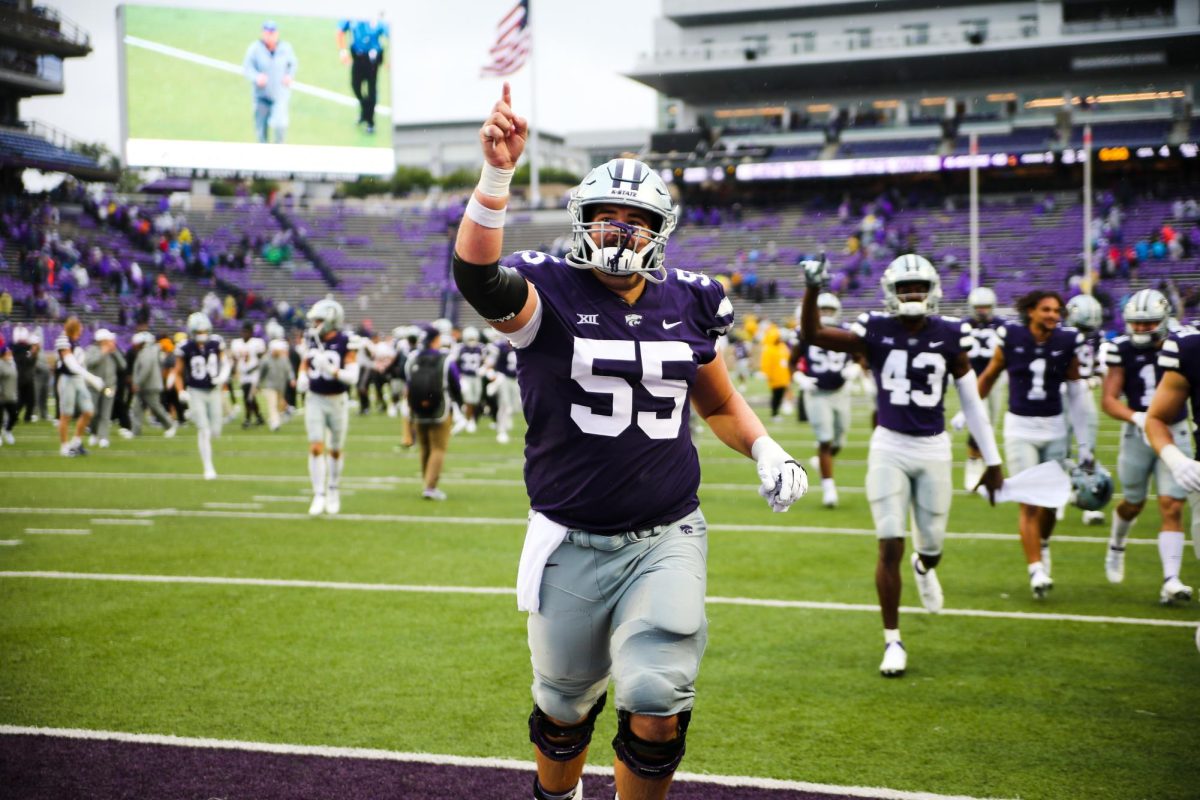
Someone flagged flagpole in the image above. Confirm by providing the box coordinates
[526,0,541,209]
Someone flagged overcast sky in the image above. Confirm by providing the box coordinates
[23,0,662,153]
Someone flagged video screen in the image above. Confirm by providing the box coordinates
[119,4,394,175]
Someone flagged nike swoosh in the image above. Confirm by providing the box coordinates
[663,320,684,329]
[930,341,943,347]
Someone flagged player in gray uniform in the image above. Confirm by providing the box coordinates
[55,317,104,457]
[129,331,176,438]
[1104,290,1194,604]
[802,253,1004,677]
[297,298,359,516]
[978,291,1092,598]
[1064,293,1106,525]
[173,312,230,480]
[85,328,126,448]
[452,85,808,800]
[795,292,853,508]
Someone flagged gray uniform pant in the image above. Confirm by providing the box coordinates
[131,389,173,435]
[89,389,114,440]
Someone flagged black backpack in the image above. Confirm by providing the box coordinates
[407,351,447,420]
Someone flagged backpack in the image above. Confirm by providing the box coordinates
[407,351,447,420]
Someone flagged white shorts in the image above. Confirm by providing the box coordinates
[56,375,93,418]
[804,388,850,448]
[188,388,224,436]
[1118,421,1193,505]
[866,438,952,555]
[1005,435,1069,476]
[305,391,349,450]
[460,374,483,406]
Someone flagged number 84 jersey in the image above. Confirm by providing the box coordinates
[851,312,974,436]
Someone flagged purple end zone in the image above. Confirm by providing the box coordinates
[0,733,893,799]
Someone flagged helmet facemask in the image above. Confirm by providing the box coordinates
[890,280,935,317]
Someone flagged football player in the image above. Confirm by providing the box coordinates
[978,290,1092,598]
[1065,293,1106,525]
[297,298,358,516]
[172,312,230,479]
[794,292,853,508]
[54,316,104,457]
[452,84,807,800]
[455,326,486,433]
[231,322,267,428]
[961,286,1004,490]
[801,254,1004,678]
[484,328,520,444]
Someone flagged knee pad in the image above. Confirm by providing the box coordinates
[612,709,691,780]
[528,692,606,762]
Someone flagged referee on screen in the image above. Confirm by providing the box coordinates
[337,14,390,135]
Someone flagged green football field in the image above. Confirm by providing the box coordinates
[1,386,1198,799]
[123,5,391,147]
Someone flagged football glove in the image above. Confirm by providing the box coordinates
[793,372,817,392]
[1077,443,1095,472]
[949,410,966,432]
[1161,444,1200,493]
[800,253,829,288]
[752,436,808,513]
[1130,411,1146,431]
[178,389,190,405]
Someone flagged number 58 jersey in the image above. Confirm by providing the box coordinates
[507,251,735,534]
[850,312,974,436]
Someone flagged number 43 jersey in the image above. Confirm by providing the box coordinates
[507,251,735,533]
[850,312,974,437]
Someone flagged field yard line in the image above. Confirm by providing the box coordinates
[22,528,90,535]
[202,502,264,510]
[0,540,20,546]
[123,35,393,115]
[89,519,155,526]
[0,725,1011,800]
[0,505,1172,546]
[2,571,1194,629]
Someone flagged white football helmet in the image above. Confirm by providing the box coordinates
[967,286,997,321]
[187,312,212,341]
[462,326,481,344]
[1066,293,1103,332]
[1123,289,1170,347]
[307,298,344,337]
[566,158,677,284]
[817,292,842,326]
[881,254,941,317]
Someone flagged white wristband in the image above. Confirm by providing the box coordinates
[478,163,514,197]
[1161,443,1190,472]
[465,195,506,229]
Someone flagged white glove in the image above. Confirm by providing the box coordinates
[793,372,817,392]
[178,389,190,405]
[296,371,309,394]
[949,410,966,432]
[485,373,506,397]
[318,352,339,380]
[752,435,808,513]
[85,374,104,392]
[841,362,863,382]
[1161,444,1200,493]
[800,254,829,288]
[1130,411,1146,431]
[1077,443,1095,471]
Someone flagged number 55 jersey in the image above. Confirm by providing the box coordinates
[506,251,735,533]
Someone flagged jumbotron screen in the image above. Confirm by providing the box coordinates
[118,4,394,176]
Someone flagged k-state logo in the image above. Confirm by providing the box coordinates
[679,524,694,535]
[577,313,599,325]
[625,314,643,327]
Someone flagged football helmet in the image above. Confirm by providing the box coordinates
[881,254,941,317]
[1066,293,1103,332]
[187,312,212,341]
[817,292,842,326]
[1123,289,1170,348]
[566,158,676,284]
[306,298,344,337]
[1071,462,1114,511]
[967,286,997,321]
[462,326,481,344]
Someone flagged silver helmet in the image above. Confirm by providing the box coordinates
[1123,289,1170,348]
[306,298,344,337]
[881,254,941,317]
[187,312,212,340]
[817,292,842,326]
[1066,293,1103,332]
[566,158,676,284]
[967,286,997,321]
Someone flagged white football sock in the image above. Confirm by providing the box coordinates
[1028,561,1046,576]
[197,430,213,471]
[1158,531,1185,580]
[327,454,343,491]
[821,478,835,491]
[884,628,901,645]
[309,454,327,496]
[1110,513,1135,549]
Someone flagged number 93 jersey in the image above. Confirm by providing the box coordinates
[178,337,225,390]
[850,312,974,436]
[506,250,734,533]
[998,322,1083,417]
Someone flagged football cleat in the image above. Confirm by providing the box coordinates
[1160,577,1193,605]
[1105,546,1126,583]
[2,431,13,444]
[98,438,110,449]
[1030,566,1054,599]
[308,494,326,516]
[879,641,907,677]
[325,490,340,515]
[822,486,839,509]
[911,553,944,613]
[1081,510,1106,526]
[164,425,178,439]
[422,488,447,501]
[203,467,217,481]
[497,431,510,444]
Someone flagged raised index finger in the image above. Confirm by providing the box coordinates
[502,81,512,109]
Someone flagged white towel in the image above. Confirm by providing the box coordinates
[976,460,1072,508]
[516,511,570,613]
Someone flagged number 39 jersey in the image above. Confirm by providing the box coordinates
[303,332,352,395]
[178,337,225,390]
[508,250,735,533]
[851,312,973,436]
[999,322,1082,417]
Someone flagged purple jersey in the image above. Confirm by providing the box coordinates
[456,344,485,376]
[802,329,849,391]
[1076,329,1103,379]
[304,332,352,395]
[489,340,518,378]
[999,322,1083,417]
[967,316,1004,375]
[1106,334,1185,421]
[179,338,224,390]
[507,250,734,533]
[850,312,973,436]
[1157,329,1200,425]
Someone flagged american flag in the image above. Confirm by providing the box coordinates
[481,0,530,77]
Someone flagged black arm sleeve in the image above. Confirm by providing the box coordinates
[452,251,530,324]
